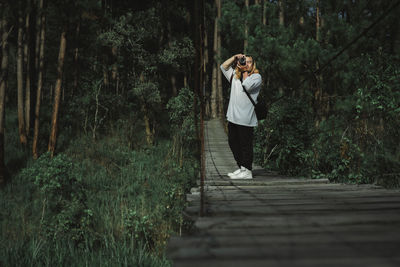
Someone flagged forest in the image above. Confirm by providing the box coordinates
[0,0,399,266]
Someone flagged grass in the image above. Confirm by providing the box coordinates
[0,129,198,266]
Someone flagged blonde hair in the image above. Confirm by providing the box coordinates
[235,56,259,79]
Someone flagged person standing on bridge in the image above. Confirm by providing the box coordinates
[220,54,262,179]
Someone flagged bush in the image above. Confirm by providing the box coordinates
[311,53,399,186]
[19,153,92,243]
[255,98,314,176]
[167,87,199,164]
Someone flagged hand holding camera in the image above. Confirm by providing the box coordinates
[238,56,246,66]
[233,54,248,72]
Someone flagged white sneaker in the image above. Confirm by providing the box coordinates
[230,167,253,179]
[227,167,242,177]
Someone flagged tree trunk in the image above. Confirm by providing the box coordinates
[139,73,153,146]
[167,22,177,96]
[17,5,27,145]
[34,0,41,73]
[33,0,45,159]
[210,12,218,118]
[314,0,324,128]
[171,75,177,96]
[216,0,223,118]
[142,101,153,146]
[254,0,261,24]
[111,46,118,94]
[278,0,284,96]
[316,0,321,43]
[278,0,284,26]
[244,0,249,52]
[262,0,267,25]
[102,64,109,89]
[24,0,32,137]
[72,20,80,97]
[0,9,10,185]
[48,30,66,158]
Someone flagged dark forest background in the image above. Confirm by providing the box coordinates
[0,0,399,265]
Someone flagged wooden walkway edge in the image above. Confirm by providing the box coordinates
[167,119,400,267]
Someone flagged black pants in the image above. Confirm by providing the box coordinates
[228,122,254,170]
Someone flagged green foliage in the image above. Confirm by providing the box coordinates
[2,1,198,265]
[19,153,92,243]
[310,52,400,186]
[159,37,195,71]
[123,209,154,243]
[254,52,400,185]
[130,80,161,106]
[1,134,196,266]
[254,98,313,176]
[167,87,197,139]
[167,87,199,160]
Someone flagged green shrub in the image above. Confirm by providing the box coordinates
[19,153,92,243]
[255,98,314,176]
[312,53,400,186]
[123,209,154,245]
[167,87,199,163]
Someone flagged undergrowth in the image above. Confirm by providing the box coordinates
[0,134,197,266]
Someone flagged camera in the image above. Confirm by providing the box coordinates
[238,56,246,66]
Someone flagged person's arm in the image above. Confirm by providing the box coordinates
[221,54,243,70]
[221,54,242,81]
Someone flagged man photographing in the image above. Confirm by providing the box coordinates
[220,54,262,179]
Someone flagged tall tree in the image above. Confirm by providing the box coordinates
[48,29,66,157]
[139,73,155,146]
[278,0,284,26]
[216,0,223,118]
[32,0,45,159]
[314,0,324,128]
[0,6,10,184]
[24,0,32,137]
[210,0,223,119]
[278,0,285,96]
[72,19,80,96]
[17,2,27,145]
[167,22,178,96]
[262,0,267,25]
[244,0,249,52]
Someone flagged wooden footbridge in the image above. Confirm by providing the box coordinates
[167,119,400,267]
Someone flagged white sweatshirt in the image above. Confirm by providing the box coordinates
[220,65,262,127]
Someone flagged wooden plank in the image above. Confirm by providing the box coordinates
[168,231,400,249]
[186,204,400,216]
[194,213,400,230]
[199,183,382,190]
[172,257,400,267]
[195,187,394,195]
[198,178,331,186]
[188,195,400,204]
[188,199,400,209]
[201,223,400,236]
[169,242,400,261]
